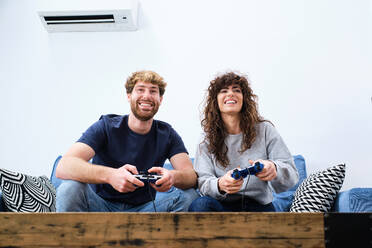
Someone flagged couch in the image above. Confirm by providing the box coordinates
[272,155,372,212]
[1,155,371,212]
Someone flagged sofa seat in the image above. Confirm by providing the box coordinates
[1,155,372,213]
[334,188,372,212]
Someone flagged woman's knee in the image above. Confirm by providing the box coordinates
[188,196,222,212]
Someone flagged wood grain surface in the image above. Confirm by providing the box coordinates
[0,212,325,248]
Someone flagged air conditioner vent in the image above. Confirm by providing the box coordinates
[44,15,116,25]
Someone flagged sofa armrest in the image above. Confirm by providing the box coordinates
[333,188,372,212]
[50,156,64,189]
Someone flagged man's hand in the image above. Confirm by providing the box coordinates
[108,164,144,193]
[218,169,244,194]
[147,167,174,192]
[249,159,277,181]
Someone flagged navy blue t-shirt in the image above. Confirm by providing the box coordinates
[77,114,188,205]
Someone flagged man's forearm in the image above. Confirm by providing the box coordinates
[171,168,197,189]
[56,156,113,184]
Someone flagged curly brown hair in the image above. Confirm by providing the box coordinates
[201,72,265,167]
[125,70,167,96]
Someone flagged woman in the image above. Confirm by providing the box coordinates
[189,72,299,212]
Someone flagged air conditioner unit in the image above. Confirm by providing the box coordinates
[37,0,138,32]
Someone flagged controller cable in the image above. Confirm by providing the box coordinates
[241,173,251,210]
[146,180,157,212]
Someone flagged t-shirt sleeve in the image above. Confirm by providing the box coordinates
[167,128,188,159]
[77,118,107,153]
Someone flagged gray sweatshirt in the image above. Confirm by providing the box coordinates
[194,121,299,205]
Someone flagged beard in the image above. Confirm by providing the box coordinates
[130,99,159,121]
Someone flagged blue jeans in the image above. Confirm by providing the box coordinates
[188,196,275,212]
[56,180,199,212]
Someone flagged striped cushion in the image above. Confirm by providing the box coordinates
[0,168,56,212]
[290,164,345,212]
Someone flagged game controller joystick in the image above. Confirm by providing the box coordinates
[231,162,264,180]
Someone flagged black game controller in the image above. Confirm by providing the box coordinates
[134,172,162,185]
[231,162,264,180]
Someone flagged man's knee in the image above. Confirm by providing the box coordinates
[155,187,200,212]
[175,188,200,212]
[181,188,200,206]
[56,180,87,212]
[57,180,86,197]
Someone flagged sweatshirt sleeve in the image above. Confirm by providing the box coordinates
[194,142,226,200]
[264,123,299,193]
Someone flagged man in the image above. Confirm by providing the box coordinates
[56,70,198,212]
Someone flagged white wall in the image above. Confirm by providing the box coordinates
[0,0,371,191]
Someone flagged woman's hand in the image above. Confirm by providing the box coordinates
[250,159,277,181]
[218,169,244,194]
